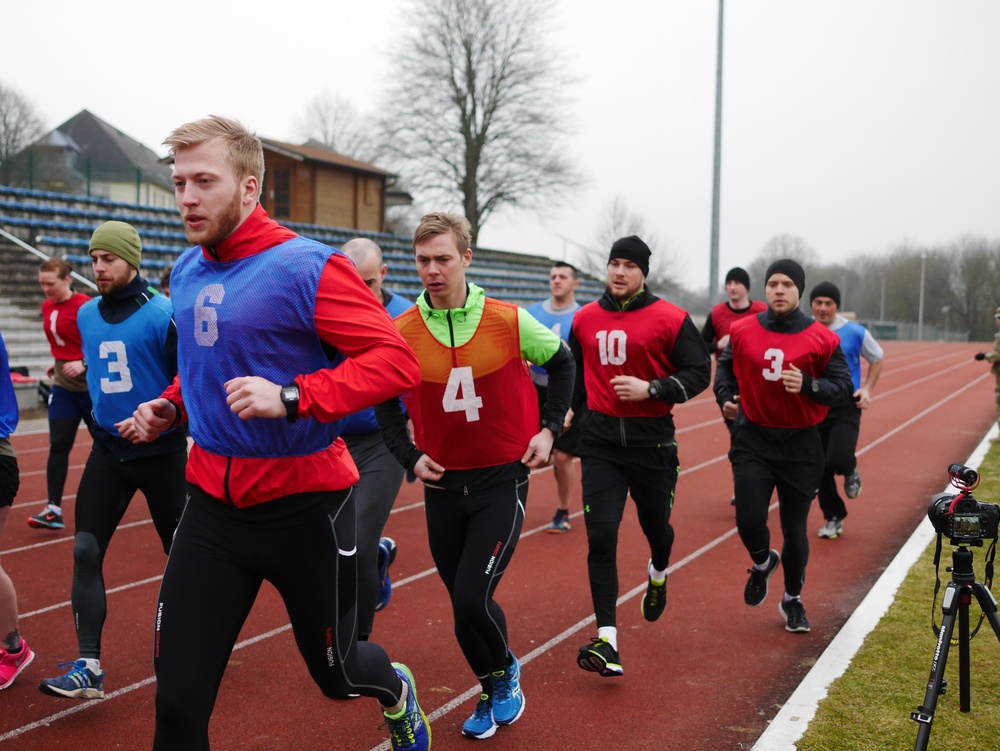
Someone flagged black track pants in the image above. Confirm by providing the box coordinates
[152,485,402,751]
[424,477,527,679]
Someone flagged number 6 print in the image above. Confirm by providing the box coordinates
[194,284,226,346]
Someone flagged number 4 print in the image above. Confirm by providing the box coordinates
[442,366,483,422]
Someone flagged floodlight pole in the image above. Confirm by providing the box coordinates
[918,253,927,341]
[879,273,886,323]
[708,0,724,305]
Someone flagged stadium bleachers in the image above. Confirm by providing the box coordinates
[0,184,604,304]
[0,185,606,373]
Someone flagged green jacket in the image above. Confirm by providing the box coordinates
[414,282,562,364]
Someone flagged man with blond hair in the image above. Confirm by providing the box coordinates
[130,115,429,751]
[376,212,574,740]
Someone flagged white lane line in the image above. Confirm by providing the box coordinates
[751,424,997,751]
[3,368,987,746]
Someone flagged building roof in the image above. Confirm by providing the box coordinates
[260,138,394,178]
[43,109,174,191]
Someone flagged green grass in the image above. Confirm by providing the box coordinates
[796,449,1000,751]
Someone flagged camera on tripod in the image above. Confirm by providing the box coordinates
[926,464,1000,544]
[912,464,1000,751]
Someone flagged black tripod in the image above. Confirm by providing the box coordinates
[911,544,1000,751]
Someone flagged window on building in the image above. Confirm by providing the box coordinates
[272,167,291,217]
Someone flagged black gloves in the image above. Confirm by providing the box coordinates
[975,352,987,361]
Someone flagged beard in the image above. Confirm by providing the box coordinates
[98,269,137,298]
[186,189,244,248]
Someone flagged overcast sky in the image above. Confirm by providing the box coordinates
[4,0,998,293]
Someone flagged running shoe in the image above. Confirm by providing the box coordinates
[0,640,35,690]
[744,549,780,607]
[491,653,525,725]
[576,637,623,677]
[462,693,498,739]
[384,663,430,751]
[818,518,843,539]
[779,598,811,633]
[844,469,862,499]
[641,561,667,622]
[38,659,105,699]
[547,510,571,533]
[27,508,64,530]
[376,537,397,612]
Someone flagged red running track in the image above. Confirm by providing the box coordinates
[0,341,994,750]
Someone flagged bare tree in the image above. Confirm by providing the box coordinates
[945,236,1000,340]
[293,91,381,163]
[582,196,683,296]
[747,233,820,293]
[381,0,581,245]
[0,80,46,182]
[593,196,661,254]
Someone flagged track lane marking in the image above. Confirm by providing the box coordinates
[1,364,988,744]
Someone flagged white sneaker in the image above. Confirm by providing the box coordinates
[818,518,843,539]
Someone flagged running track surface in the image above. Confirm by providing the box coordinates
[0,341,993,750]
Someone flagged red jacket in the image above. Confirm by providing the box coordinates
[161,205,420,507]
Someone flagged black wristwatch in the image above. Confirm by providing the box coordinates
[648,380,661,399]
[280,384,300,424]
[544,420,564,439]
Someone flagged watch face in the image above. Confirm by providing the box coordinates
[282,386,299,401]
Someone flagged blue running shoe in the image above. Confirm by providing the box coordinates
[462,693,498,739]
[38,659,104,699]
[490,653,525,725]
[384,663,430,751]
[376,537,397,612]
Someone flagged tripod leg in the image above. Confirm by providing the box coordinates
[969,581,1000,641]
[958,592,971,712]
[912,583,960,751]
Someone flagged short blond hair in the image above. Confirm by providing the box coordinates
[163,115,265,191]
[413,212,472,254]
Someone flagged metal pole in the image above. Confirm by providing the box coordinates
[0,226,98,291]
[879,273,886,323]
[918,253,927,341]
[708,0,724,304]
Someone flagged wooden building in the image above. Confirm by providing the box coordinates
[260,139,395,232]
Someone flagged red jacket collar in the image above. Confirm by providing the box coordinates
[202,203,298,262]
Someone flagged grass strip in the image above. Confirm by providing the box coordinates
[797,450,1000,750]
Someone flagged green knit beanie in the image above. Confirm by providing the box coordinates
[89,221,142,269]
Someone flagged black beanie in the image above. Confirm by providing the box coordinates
[809,281,841,308]
[725,267,751,290]
[608,235,651,277]
[765,258,805,297]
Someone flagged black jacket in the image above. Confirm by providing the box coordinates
[568,288,711,448]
